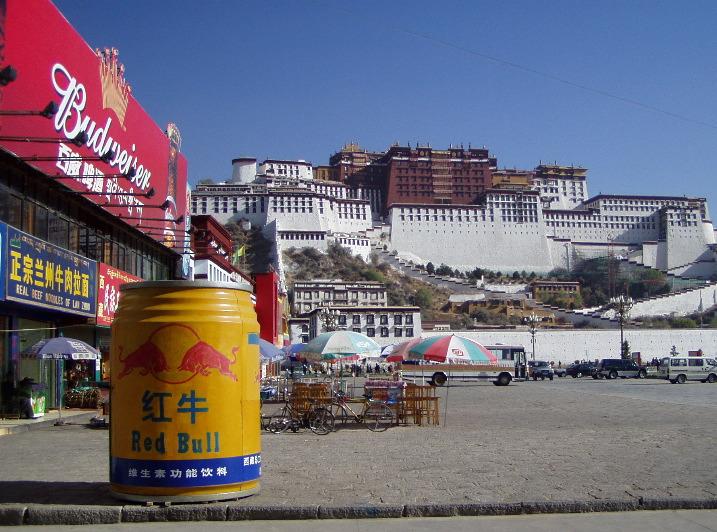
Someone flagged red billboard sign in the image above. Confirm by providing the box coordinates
[96,263,142,326]
[1,0,190,249]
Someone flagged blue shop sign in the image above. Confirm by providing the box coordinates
[0,222,6,300]
[5,226,97,317]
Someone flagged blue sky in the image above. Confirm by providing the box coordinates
[54,0,717,211]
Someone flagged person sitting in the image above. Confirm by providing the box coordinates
[16,377,36,419]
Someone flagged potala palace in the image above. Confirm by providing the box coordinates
[190,144,717,280]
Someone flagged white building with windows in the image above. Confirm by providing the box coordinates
[292,280,387,315]
[259,159,313,180]
[303,306,422,346]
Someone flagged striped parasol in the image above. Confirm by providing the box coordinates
[385,337,423,363]
[408,335,498,364]
[303,331,381,362]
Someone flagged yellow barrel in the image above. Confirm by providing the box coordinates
[109,281,261,503]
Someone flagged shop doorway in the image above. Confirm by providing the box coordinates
[17,318,55,407]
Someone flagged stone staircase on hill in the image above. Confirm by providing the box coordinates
[619,257,707,291]
[534,280,717,325]
[372,246,618,327]
[372,245,717,326]
[373,246,479,294]
[624,246,717,280]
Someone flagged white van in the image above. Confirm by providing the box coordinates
[659,356,717,384]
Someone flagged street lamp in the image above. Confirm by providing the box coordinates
[526,313,540,361]
[609,295,633,359]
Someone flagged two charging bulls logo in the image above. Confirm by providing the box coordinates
[116,324,238,383]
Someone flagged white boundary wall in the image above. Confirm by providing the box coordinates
[424,329,717,366]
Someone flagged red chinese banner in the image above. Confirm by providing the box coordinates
[97,263,142,326]
[1,0,190,249]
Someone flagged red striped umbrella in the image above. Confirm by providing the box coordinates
[408,335,498,364]
[385,337,423,363]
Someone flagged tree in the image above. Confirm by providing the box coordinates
[414,288,432,308]
[197,178,215,185]
[363,269,385,283]
[426,262,435,275]
[621,340,631,360]
[436,264,453,276]
[512,271,521,280]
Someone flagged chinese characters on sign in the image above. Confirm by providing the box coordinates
[108,388,262,487]
[56,142,145,219]
[6,226,96,317]
[97,263,142,326]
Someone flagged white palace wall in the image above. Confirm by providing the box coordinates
[428,329,717,366]
[389,208,554,273]
[665,221,715,270]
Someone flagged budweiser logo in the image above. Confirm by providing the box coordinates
[97,48,131,129]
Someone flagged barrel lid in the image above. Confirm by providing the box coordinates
[120,280,254,293]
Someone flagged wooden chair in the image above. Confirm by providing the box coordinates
[400,384,420,425]
[412,386,439,426]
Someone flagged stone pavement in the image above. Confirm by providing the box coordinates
[0,378,716,524]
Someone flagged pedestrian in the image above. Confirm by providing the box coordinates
[375,362,380,374]
[16,377,36,419]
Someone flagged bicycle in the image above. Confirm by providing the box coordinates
[329,390,395,432]
[265,397,333,435]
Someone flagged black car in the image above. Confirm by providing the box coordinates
[566,362,596,378]
[594,358,647,379]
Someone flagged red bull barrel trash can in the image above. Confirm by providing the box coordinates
[109,281,261,502]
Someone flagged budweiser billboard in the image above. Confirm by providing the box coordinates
[1,0,190,249]
[96,263,142,326]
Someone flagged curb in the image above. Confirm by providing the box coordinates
[1,497,717,525]
[0,412,96,437]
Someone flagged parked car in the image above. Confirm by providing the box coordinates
[528,360,554,380]
[554,366,567,378]
[594,358,647,379]
[566,362,596,378]
[658,355,717,384]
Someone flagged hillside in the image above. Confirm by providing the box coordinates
[282,244,470,327]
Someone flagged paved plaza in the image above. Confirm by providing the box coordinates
[0,377,716,513]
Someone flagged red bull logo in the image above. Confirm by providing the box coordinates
[117,323,238,383]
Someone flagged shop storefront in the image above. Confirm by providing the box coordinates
[0,0,190,415]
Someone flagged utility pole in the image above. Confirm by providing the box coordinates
[610,295,633,359]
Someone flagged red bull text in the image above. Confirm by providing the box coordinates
[110,281,261,502]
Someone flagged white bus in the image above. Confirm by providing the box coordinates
[658,355,717,384]
[400,345,527,387]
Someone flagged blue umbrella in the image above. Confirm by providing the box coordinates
[258,338,285,362]
[21,337,100,360]
[282,343,307,359]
